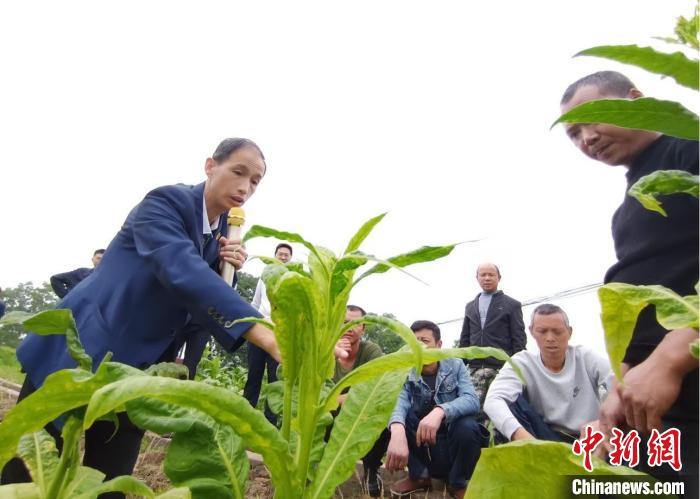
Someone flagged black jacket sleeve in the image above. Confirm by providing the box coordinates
[509,300,527,354]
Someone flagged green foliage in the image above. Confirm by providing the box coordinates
[128,399,249,499]
[599,283,699,379]
[2,309,91,371]
[553,97,699,141]
[195,346,248,394]
[0,345,24,384]
[465,440,671,499]
[628,169,699,216]
[0,311,189,499]
[691,338,700,358]
[576,45,698,90]
[554,8,699,141]
[655,4,699,50]
[363,312,405,353]
[234,271,257,304]
[0,282,57,347]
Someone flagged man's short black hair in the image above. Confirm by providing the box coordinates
[561,71,637,106]
[346,304,366,316]
[275,243,293,256]
[212,138,266,165]
[410,320,441,342]
[530,303,571,329]
[94,249,105,256]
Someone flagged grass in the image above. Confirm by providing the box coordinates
[0,346,25,385]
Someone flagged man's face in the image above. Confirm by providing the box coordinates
[342,309,365,346]
[476,264,500,293]
[530,313,571,367]
[560,85,650,167]
[275,247,292,263]
[92,253,103,267]
[414,328,442,349]
[205,145,265,216]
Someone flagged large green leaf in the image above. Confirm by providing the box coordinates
[329,253,369,298]
[356,244,456,283]
[309,369,408,499]
[16,430,59,497]
[82,376,298,496]
[0,361,142,470]
[323,346,521,413]
[691,338,700,359]
[60,466,107,499]
[599,283,699,379]
[628,170,699,216]
[553,98,699,141]
[127,399,248,499]
[466,440,666,499]
[0,483,41,498]
[343,213,386,255]
[576,45,699,90]
[0,309,91,371]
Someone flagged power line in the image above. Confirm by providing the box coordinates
[436,282,603,326]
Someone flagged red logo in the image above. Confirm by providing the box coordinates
[572,426,605,472]
[647,428,682,471]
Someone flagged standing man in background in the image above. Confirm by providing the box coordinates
[243,242,293,422]
[50,248,105,298]
[458,263,526,419]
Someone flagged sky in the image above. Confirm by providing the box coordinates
[0,0,697,357]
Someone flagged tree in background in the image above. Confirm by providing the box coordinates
[0,282,57,347]
[364,312,405,353]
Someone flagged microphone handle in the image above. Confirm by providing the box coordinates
[221,225,243,286]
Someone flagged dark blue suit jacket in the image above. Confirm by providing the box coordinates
[18,182,261,388]
[50,267,93,298]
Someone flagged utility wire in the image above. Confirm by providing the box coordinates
[436,282,603,326]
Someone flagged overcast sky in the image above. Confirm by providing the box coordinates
[1,0,697,356]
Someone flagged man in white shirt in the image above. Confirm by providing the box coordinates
[243,243,292,421]
[484,303,611,443]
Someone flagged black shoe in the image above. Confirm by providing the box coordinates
[364,467,383,497]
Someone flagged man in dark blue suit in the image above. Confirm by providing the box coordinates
[49,248,105,298]
[3,138,281,494]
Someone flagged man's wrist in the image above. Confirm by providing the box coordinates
[390,422,406,435]
[648,328,699,378]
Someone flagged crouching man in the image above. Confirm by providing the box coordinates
[484,303,611,443]
[386,320,484,499]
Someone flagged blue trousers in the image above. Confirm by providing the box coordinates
[404,409,484,489]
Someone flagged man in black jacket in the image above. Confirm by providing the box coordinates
[49,249,104,298]
[560,70,698,493]
[458,262,526,419]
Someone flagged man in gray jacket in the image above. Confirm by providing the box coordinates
[459,263,526,418]
[484,303,611,442]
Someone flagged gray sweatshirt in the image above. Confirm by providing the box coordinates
[484,345,612,440]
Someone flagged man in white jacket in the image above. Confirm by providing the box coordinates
[243,243,292,421]
[484,303,611,442]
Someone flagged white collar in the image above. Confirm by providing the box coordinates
[202,197,220,236]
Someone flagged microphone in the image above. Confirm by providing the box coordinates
[221,207,245,286]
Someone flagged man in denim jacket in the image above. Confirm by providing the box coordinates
[386,320,484,499]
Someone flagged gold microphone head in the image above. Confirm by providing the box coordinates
[227,207,245,227]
